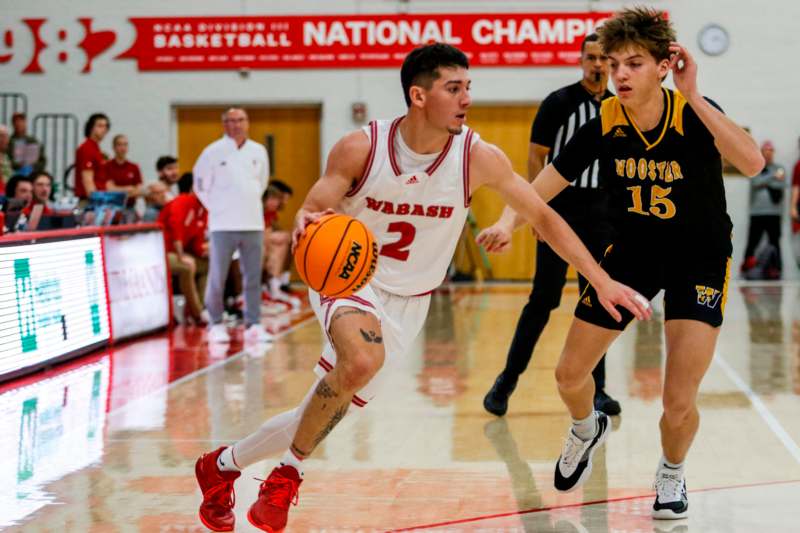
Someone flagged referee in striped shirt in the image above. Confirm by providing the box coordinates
[484,34,621,417]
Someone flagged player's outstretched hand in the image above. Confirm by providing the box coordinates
[292,208,335,252]
[668,42,698,98]
[476,223,513,253]
[595,279,652,323]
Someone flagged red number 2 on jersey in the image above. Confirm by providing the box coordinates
[380,222,416,261]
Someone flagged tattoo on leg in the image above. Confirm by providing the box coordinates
[359,329,383,344]
[315,378,338,399]
[330,308,367,326]
[311,403,349,450]
[290,443,310,459]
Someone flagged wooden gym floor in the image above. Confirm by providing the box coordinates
[2,282,799,532]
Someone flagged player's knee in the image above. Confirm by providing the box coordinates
[662,394,695,425]
[339,351,384,391]
[555,360,587,391]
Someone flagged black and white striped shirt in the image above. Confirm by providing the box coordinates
[530,81,614,189]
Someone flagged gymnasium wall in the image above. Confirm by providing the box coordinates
[2,0,798,278]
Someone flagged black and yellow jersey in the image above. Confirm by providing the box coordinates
[552,88,732,257]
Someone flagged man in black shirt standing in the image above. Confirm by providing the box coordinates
[483,34,621,417]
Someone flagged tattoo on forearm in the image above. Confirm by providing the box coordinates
[291,443,310,459]
[311,404,349,450]
[330,308,367,325]
[314,378,338,399]
[359,329,383,344]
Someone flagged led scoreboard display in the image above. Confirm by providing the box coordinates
[0,237,111,379]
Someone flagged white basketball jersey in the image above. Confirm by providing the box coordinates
[339,117,479,296]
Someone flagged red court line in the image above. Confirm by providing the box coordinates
[389,478,800,531]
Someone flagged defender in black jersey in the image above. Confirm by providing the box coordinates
[556,87,733,330]
[478,7,763,521]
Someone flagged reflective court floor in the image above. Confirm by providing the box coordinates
[2,282,800,532]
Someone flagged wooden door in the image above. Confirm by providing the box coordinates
[460,104,538,280]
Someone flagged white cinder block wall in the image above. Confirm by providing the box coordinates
[2,0,798,278]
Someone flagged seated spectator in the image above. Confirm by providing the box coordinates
[9,112,46,176]
[158,172,209,324]
[6,174,33,207]
[22,171,55,216]
[104,134,143,206]
[0,125,11,193]
[142,181,169,222]
[261,180,298,307]
[75,113,110,201]
[156,155,180,200]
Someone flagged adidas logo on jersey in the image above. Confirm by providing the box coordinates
[613,127,626,138]
[405,175,419,185]
[581,295,592,307]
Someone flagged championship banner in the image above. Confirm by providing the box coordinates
[118,12,611,71]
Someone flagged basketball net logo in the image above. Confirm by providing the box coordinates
[695,285,722,308]
[338,241,363,280]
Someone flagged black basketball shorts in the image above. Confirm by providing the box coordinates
[574,243,731,331]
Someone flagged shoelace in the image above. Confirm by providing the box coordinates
[255,476,300,508]
[560,432,587,468]
[205,480,236,509]
[655,472,683,501]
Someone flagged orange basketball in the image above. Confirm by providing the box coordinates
[294,214,378,298]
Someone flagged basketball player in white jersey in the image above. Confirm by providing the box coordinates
[194,43,652,533]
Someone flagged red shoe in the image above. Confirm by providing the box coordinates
[195,447,241,532]
[247,465,302,532]
[741,255,757,272]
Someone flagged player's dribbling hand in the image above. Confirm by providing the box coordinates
[476,223,513,253]
[595,279,652,323]
[668,42,698,98]
[292,208,335,252]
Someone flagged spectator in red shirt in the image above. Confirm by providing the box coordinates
[104,134,143,206]
[792,136,800,267]
[75,113,110,200]
[261,180,297,306]
[159,172,209,324]
[23,171,55,217]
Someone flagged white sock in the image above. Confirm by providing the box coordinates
[281,448,304,476]
[269,277,282,296]
[232,382,319,468]
[280,271,290,285]
[572,411,598,441]
[660,455,684,475]
[216,446,241,472]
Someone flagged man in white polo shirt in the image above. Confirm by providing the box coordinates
[193,107,271,343]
